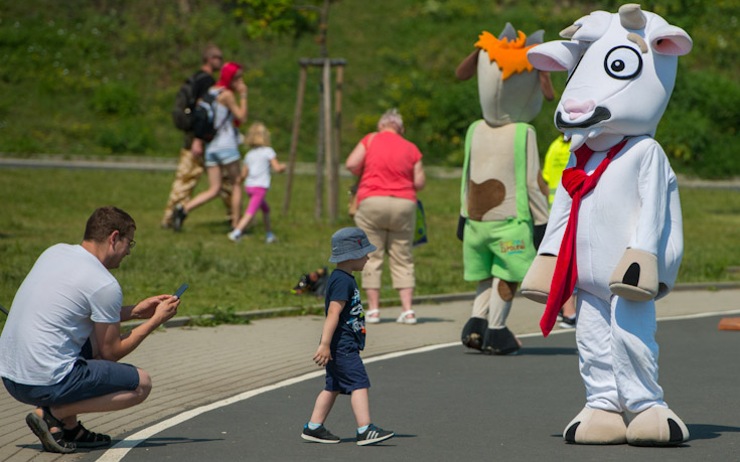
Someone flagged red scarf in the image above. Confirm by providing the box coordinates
[540,139,628,336]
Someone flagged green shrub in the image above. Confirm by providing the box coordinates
[91,82,141,116]
[97,119,155,154]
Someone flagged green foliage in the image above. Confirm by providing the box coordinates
[97,120,155,154]
[188,305,252,326]
[232,0,321,39]
[91,82,141,116]
[0,0,737,177]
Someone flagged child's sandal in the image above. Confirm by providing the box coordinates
[63,421,112,448]
[25,407,76,453]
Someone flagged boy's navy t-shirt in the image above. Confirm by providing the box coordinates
[324,269,366,351]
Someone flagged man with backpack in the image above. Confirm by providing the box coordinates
[161,44,234,229]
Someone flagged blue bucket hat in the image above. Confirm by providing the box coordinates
[329,227,377,263]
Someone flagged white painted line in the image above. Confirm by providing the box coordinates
[96,309,740,461]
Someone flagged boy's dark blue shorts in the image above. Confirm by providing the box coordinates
[3,358,140,407]
[325,348,370,395]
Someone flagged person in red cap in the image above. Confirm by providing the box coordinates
[173,61,248,231]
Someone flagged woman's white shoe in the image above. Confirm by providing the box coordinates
[365,309,381,324]
[396,310,417,325]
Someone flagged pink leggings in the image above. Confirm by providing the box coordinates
[244,186,270,216]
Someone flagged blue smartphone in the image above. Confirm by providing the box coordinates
[173,283,189,298]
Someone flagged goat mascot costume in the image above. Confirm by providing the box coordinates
[455,24,552,356]
[521,4,692,446]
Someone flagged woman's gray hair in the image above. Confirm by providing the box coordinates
[377,108,404,134]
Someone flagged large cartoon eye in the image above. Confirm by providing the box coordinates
[604,46,642,80]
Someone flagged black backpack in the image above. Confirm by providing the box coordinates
[171,71,212,132]
[191,89,227,142]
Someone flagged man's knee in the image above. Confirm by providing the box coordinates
[136,369,153,402]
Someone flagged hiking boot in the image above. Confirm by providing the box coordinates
[356,423,394,446]
[301,424,340,444]
[172,205,187,232]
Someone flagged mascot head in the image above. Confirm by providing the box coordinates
[457,23,554,127]
[527,3,692,150]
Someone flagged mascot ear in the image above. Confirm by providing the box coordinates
[527,40,581,72]
[456,49,479,81]
[650,25,693,56]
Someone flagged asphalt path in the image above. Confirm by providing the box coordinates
[83,313,739,462]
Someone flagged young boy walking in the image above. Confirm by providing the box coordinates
[301,227,395,446]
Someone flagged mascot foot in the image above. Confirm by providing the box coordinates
[626,406,689,447]
[461,318,488,351]
[482,327,521,355]
[563,407,627,444]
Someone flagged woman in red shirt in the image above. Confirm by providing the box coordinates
[345,109,426,324]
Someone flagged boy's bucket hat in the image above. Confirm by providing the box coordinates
[329,227,377,263]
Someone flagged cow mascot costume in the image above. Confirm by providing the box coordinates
[521,4,692,446]
[456,24,552,355]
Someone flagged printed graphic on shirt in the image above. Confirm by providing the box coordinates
[347,288,366,339]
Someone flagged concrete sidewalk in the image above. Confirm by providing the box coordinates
[1,287,738,461]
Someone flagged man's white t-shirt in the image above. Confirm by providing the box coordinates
[0,244,122,386]
[243,146,277,189]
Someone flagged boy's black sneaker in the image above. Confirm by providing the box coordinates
[356,424,394,446]
[301,424,340,444]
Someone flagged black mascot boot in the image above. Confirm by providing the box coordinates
[461,318,488,351]
[482,327,520,355]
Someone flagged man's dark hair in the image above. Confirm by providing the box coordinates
[202,44,221,63]
[83,206,136,243]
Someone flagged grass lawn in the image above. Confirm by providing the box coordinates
[1,165,738,330]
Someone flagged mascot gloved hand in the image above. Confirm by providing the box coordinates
[523,4,692,446]
[456,24,552,355]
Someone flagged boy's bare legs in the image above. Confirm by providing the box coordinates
[350,388,371,427]
[309,390,339,424]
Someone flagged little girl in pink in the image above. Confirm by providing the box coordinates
[228,122,286,243]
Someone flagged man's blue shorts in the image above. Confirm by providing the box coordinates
[325,348,370,395]
[2,358,140,407]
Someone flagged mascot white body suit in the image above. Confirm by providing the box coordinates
[522,4,693,446]
[456,24,552,355]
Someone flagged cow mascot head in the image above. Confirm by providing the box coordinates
[521,4,693,447]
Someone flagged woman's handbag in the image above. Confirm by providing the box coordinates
[413,200,428,246]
